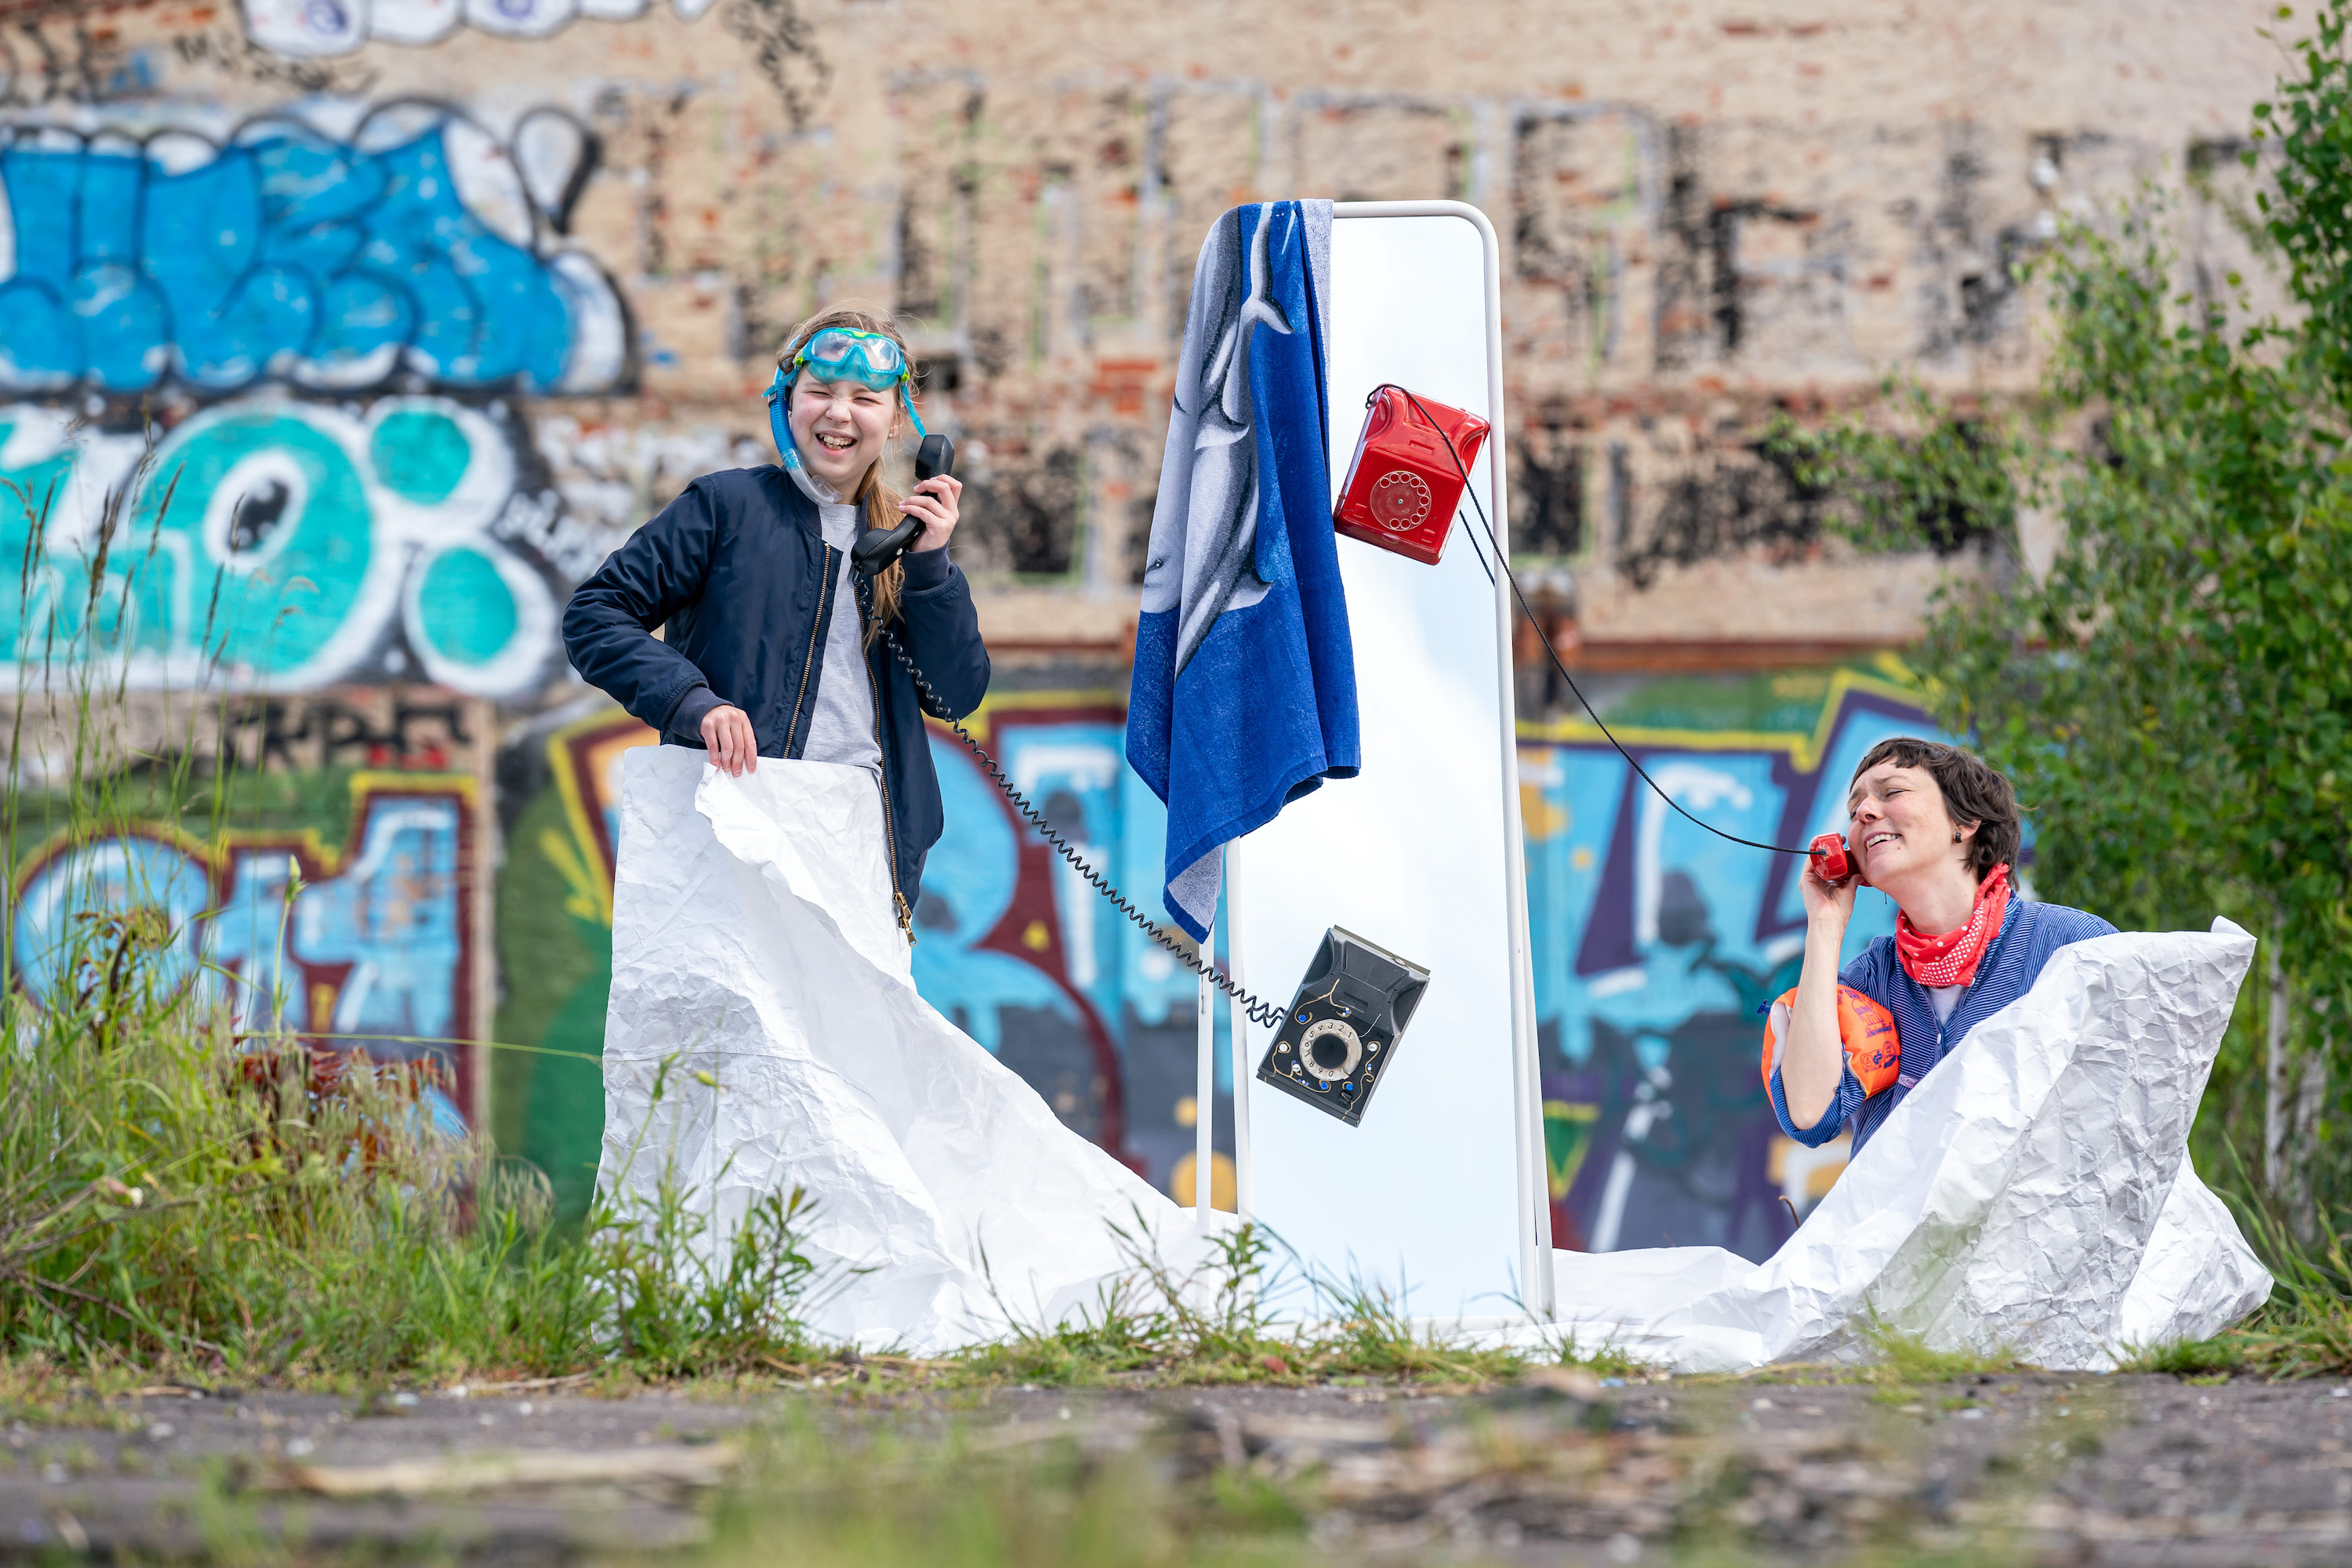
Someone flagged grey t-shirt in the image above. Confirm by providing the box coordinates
[803,503,883,778]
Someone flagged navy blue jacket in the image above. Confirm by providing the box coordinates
[1769,896,2119,1157]
[560,465,990,915]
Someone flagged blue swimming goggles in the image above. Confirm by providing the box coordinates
[764,328,930,455]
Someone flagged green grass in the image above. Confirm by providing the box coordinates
[2202,1205,2352,1379]
[1852,1314,2031,1386]
[2113,1335,2251,1377]
[0,970,836,1384]
[938,1225,1646,1390]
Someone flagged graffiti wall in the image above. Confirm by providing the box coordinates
[1523,659,1956,1261]
[0,0,2283,674]
[2,397,573,695]
[5,690,492,1127]
[495,660,1950,1243]
[492,693,1232,1218]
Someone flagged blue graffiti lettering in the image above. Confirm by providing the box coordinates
[0,103,623,396]
[242,0,724,57]
[9,836,212,1008]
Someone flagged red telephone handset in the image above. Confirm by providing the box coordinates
[1809,831,1869,887]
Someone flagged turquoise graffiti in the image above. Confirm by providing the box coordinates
[0,396,558,695]
[9,777,479,1128]
[1521,666,1959,1261]
[0,102,622,395]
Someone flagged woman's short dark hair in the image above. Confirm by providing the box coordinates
[1848,736,2021,882]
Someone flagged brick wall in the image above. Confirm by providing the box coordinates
[0,0,2289,668]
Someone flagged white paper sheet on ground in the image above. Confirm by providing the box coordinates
[597,747,1199,1354]
[1542,920,2273,1373]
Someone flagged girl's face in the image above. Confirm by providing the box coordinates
[1847,761,1971,885]
[787,374,900,492]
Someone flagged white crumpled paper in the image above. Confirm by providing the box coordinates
[1547,920,2273,1372]
[600,750,2267,1367]
[597,747,1197,1354]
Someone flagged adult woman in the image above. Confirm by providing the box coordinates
[561,304,987,930]
[1771,738,2118,1155]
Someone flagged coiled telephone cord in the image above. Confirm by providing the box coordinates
[877,626,1290,1031]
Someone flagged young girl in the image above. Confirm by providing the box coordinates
[560,307,1185,1351]
[562,304,987,928]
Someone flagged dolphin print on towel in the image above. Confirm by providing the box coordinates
[1160,205,1291,672]
[1126,201,1359,944]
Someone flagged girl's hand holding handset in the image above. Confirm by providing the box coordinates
[899,472,961,551]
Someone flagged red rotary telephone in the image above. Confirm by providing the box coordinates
[1334,386,1492,565]
[1809,830,1870,887]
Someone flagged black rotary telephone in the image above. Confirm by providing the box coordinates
[852,434,956,577]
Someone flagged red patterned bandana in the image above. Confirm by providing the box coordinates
[1895,863,2013,989]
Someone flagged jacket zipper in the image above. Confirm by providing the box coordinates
[783,543,834,756]
[856,573,915,948]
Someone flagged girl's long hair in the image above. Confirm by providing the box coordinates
[775,303,921,642]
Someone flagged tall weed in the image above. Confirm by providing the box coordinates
[0,458,830,1381]
[0,959,830,1379]
[2222,1201,2352,1376]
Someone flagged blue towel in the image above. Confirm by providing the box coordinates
[1125,200,1359,942]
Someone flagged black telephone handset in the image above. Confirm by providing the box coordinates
[852,434,955,577]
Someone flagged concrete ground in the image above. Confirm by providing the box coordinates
[0,1373,2347,1563]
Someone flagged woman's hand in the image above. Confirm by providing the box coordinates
[900,474,962,552]
[700,703,757,778]
[1798,855,1858,930]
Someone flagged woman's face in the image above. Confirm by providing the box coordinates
[1847,760,1971,884]
[787,374,899,492]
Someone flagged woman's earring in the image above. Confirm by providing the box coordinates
[1952,831,1963,842]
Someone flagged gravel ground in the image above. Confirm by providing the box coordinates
[0,1373,2347,1563]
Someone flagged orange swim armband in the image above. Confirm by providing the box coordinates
[1757,985,1902,1098]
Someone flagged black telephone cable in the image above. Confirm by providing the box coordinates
[1372,383,1823,865]
[872,387,1824,1037]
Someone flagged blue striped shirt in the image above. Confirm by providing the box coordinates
[1769,895,2119,1156]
